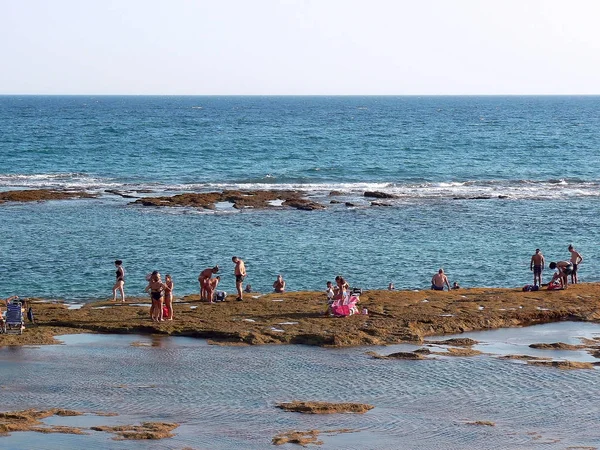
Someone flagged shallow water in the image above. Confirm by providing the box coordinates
[1,322,600,449]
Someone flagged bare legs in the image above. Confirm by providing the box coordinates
[112,281,125,302]
[236,280,243,301]
[150,298,164,322]
[164,296,173,320]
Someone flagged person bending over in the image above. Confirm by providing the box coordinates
[549,261,573,289]
[198,265,219,301]
[207,276,221,303]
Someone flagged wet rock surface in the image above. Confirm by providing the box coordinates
[276,401,374,414]
[4,283,600,348]
[0,189,95,204]
[132,190,325,211]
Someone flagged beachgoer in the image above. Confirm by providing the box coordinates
[244,284,252,293]
[198,265,219,301]
[388,282,395,291]
[112,260,125,302]
[452,281,460,290]
[431,268,450,291]
[3,295,19,307]
[232,256,246,301]
[325,281,335,300]
[334,276,349,300]
[164,274,174,320]
[325,281,335,314]
[568,245,583,284]
[273,274,286,293]
[530,249,545,286]
[207,276,220,303]
[549,261,573,289]
[334,276,349,294]
[145,271,165,322]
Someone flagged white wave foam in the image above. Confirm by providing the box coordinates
[2,174,600,202]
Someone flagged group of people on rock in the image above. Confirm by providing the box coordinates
[108,244,585,323]
[325,276,351,308]
[531,245,583,289]
[111,256,289,322]
[198,257,247,302]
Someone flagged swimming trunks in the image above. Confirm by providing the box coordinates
[572,263,578,274]
[431,284,444,291]
[151,291,162,301]
[563,264,574,275]
[236,275,245,283]
[533,265,542,276]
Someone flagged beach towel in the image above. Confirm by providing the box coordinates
[330,294,360,317]
[547,280,562,290]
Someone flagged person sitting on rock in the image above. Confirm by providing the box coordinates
[273,274,286,293]
[431,269,450,291]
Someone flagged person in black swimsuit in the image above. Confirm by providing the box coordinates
[145,270,165,322]
[112,260,126,302]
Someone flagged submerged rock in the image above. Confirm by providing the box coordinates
[0,189,95,204]
[426,338,479,347]
[529,342,583,350]
[276,401,374,414]
[367,351,425,360]
[527,360,594,370]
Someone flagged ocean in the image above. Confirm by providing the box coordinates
[1,95,599,301]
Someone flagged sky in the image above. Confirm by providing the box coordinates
[1,0,600,95]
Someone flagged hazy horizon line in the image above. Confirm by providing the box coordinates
[2,93,600,97]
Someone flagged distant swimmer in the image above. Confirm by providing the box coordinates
[568,244,583,284]
[530,249,545,286]
[232,257,246,301]
[431,268,450,291]
[452,281,461,290]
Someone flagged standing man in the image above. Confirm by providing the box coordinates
[530,249,545,286]
[232,256,247,301]
[568,244,583,284]
[431,268,450,291]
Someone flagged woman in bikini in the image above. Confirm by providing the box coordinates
[112,260,125,302]
[164,274,174,320]
[145,271,165,322]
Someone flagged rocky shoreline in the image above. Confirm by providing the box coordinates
[0,188,512,210]
[3,283,600,348]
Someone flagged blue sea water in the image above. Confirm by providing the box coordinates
[1,96,599,301]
